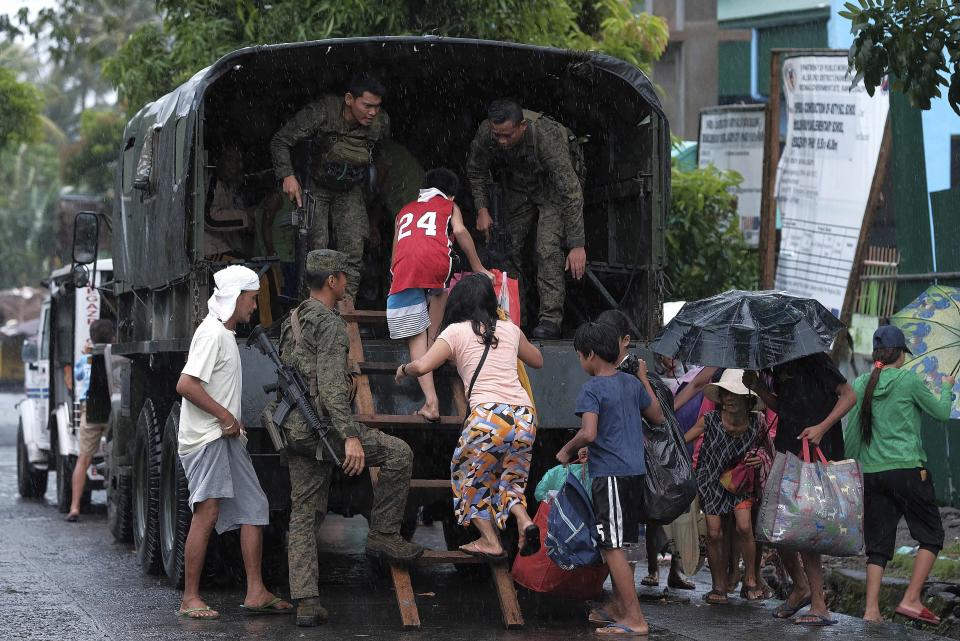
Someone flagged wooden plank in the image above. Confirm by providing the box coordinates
[389,564,421,629]
[758,51,780,289]
[408,479,452,490]
[355,413,464,426]
[416,550,482,566]
[339,298,376,415]
[491,563,524,629]
[340,309,387,323]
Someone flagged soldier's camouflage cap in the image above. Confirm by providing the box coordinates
[306,249,348,274]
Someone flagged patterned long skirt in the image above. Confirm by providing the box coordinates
[451,402,537,528]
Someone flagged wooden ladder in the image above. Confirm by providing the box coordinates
[338,300,524,630]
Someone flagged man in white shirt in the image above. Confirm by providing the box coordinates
[174,265,291,619]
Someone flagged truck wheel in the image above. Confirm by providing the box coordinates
[17,421,48,498]
[55,453,74,513]
[132,398,169,575]
[107,440,133,543]
[160,403,190,586]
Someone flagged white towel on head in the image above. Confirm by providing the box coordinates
[207,265,260,322]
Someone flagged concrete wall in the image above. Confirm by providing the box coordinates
[649,0,720,138]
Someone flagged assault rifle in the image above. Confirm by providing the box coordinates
[484,182,513,272]
[291,189,317,296]
[247,325,342,466]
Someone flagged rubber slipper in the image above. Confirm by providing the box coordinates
[895,605,941,625]
[519,524,541,557]
[773,595,812,619]
[176,607,220,620]
[793,614,837,627]
[702,590,728,605]
[740,584,767,602]
[588,607,616,626]
[65,514,79,523]
[595,622,648,636]
[640,573,659,587]
[667,576,695,590]
[459,543,507,562]
[240,596,293,615]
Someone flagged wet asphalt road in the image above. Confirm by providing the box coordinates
[0,391,949,640]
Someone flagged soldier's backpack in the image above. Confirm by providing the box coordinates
[524,110,587,187]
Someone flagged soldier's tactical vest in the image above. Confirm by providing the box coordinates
[523,110,587,188]
[312,95,387,191]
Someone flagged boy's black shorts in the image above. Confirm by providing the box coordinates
[591,475,646,549]
[864,467,944,567]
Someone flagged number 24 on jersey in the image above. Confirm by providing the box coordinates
[397,210,437,240]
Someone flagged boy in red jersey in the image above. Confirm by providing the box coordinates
[388,168,490,421]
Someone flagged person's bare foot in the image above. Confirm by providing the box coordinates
[459,539,504,557]
[597,615,649,635]
[414,405,440,422]
[863,609,884,623]
[178,596,219,619]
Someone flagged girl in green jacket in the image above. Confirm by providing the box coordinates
[843,325,955,625]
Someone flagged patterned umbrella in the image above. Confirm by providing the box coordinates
[650,290,845,370]
[891,285,960,419]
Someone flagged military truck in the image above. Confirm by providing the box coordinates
[93,36,669,585]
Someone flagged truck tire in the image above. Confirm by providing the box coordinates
[17,421,48,498]
[132,398,169,575]
[160,403,190,586]
[107,440,133,543]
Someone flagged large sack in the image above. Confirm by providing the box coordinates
[642,419,697,524]
[755,440,864,556]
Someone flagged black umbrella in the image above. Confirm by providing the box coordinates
[650,290,845,370]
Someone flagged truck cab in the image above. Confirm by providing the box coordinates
[18,257,114,512]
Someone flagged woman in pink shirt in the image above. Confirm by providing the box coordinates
[397,274,544,560]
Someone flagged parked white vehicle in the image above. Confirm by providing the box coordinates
[18,258,113,512]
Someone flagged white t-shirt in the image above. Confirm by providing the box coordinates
[178,315,242,455]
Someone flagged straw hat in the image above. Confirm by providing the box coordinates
[703,368,761,406]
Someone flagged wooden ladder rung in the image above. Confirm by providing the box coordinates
[341,309,387,323]
[390,551,524,630]
[356,413,464,426]
[408,479,451,490]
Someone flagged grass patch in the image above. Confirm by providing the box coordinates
[887,540,960,580]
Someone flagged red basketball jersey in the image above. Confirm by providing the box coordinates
[388,194,455,294]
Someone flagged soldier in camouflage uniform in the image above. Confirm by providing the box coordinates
[466,98,586,339]
[279,249,423,627]
[270,77,390,301]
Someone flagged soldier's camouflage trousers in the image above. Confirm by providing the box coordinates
[307,183,368,301]
[285,428,412,599]
[503,189,565,327]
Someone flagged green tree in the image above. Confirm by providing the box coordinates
[63,109,124,197]
[665,161,758,301]
[99,0,668,114]
[841,0,960,113]
[0,65,43,149]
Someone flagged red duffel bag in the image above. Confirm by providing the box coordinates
[511,499,609,599]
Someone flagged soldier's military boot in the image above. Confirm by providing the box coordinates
[531,320,560,340]
[365,532,425,563]
[296,597,328,627]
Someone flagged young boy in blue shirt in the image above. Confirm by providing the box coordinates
[557,321,664,637]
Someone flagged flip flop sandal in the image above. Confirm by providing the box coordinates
[895,605,941,625]
[459,543,507,562]
[793,614,837,627]
[702,590,728,605]
[667,576,695,590]
[176,607,220,620]
[740,585,767,602]
[588,607,616,626]
[65,514,79,523]
[772,595,812,619]
[640,574,660,587]
[240,596,293,615]
[595,623,648,636]
[519,524,541,557]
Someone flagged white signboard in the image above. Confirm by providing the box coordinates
[774,55,889,316]
[698,105,766,247]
